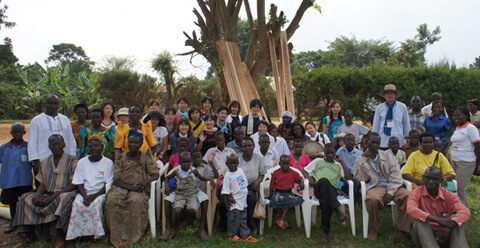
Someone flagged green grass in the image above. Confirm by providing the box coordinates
[0,120,31,124]
[25,178,480,247]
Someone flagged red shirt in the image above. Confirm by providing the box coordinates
[269,168,303,191]
[407,186,471,230]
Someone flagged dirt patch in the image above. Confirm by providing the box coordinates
[0,124,30,145]
[0,217,22,248]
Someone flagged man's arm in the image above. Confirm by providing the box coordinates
[402,173,424,186]
[371,106,381,133]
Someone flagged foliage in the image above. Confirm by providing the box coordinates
[0,0,15,30]
[98,56,136,73]
[0,37,18,65]
[176,76,222,110]
[470,56,480,69]
[45,43,94,76]
[151,51,181,107]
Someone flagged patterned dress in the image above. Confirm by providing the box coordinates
[71,121,91,147]
[79,126,116,159]
[13,153,78,232]
[104,152,159,248]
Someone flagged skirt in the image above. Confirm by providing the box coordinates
[269,190,304,209]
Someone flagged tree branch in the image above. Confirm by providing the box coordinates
[286,0,313,40]
[244,0,255,32]
[244,29,258,71]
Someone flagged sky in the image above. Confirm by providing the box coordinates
[1,0,479,80]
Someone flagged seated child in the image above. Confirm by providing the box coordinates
[221,153,258,242]
[269,155,304,229]
[168,137,190,169]
[268,124,290,156]
[0,123,33,234]
[434,138,446,156]
[301,143,352,244]
[386,136,407,168]
[255,134,279,171]
[289,139,311,171]
[163,151,215,240]
[401,129,420,159]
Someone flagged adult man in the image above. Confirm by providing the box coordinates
[28,94,77,174]
[422,93,448,117]
[402,132,455,188]
[372,84,410,149]
[408,95,426,132]
[353,132,411,241]
[407,166,470,248]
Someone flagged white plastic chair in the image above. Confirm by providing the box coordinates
[155,161,169,223]
[302,178,356,238]
[258,166,303,235]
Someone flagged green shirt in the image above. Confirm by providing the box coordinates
[304,158,343,188]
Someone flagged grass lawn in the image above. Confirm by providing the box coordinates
[23,177,480,248]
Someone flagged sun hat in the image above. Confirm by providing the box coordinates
[379,84,402,98]
[117,107,129,117]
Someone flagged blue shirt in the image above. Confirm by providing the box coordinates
[322,117,343,140]
[336,146,362,173]
[423,115,452,149]
[0,140,33,189]
[372,101,411,148]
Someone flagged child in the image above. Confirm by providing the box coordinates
[222,153,258,242]
[433,138,445,155]
[0,123,33,233]
[269,155,304,229]
[144,111,168,161]
[289,139,311,171]
[302,143,351,244]
[164,151,215,240]
[203,131,235,170]
[168,138,190,169]
[175,96,189,122]
[386,136,407,168]
[401,129,420,159]
[255,134,279,171]
[226,127,244,154]
[268,124,290,156]
[336,110,370,145]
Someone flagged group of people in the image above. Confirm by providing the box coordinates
[0,83,477,247]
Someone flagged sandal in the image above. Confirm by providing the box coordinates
[276,219,287,230]
[319,234,330,244]
[338,214,349,224]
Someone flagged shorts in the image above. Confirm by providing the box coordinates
[0,186,33,205]
[171,190,209,210]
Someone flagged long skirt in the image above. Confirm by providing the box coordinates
[66,194,107,240]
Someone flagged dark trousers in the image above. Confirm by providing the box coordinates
[246,184,259,231]
[314,178,340,233]
[227,209,250,239]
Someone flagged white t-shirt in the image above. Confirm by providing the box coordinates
[239,153,267,185]
[153,126,168,143]
[203,146,236,170]
[451,123,480,162]
[221,168,248,211]
[274,136,291,156]
[72,156,114,195]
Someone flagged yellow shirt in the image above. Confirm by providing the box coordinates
[402,150,455,187]
[189,120,206,137]
[114,121,158,153]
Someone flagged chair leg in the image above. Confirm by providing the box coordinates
[362,200,369,238]
[311,205,317,225]
[260,218,265,235]
[161,199,166,235]
[347,204,356,236]
[295,206,301,228]
[149,182,156,238]
[207,198,213,235]
[267,207,273,228]
[302,202,312,238]
[391,205,398,226]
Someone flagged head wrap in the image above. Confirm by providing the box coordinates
[128,129,144,145]
[88,134,104,146]
[280,111,294,124]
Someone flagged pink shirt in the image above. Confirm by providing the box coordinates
[168,153,180,168]
[289,154,311,171]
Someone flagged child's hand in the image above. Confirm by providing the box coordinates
[299,180,305,190]
[165,185,171,195]
[335,154,343,163]
[209,179,216,189]
[308,178,315,187]
[208,151,216,163]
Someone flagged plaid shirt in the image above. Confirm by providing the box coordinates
[408,109,426,133]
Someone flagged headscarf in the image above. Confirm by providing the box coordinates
[88,134,104,146]
[280,111,295,124]
[128,129,144,145]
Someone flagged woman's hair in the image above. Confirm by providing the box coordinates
[129,104,143,115]
[305,121,316,129]
[188,105,202,120]
[267,123,278,132]
[148,99,160,107]
[143,111,166,126]
[228,101,241,114]
[74,103,89,116]
[454,106,471,123]
[289,122,306,138]
[101,101,115,119]
[328,100,342,127]
[216,105,229,114]
[176,118,193,136]
[258,120,269,129]
[249,99,263,109]
[201,96,213,106]
[204,114,216,122]
[164,107,176,116]
[90,108,104,118]
[431,100,444,110]
[177,96,189,105]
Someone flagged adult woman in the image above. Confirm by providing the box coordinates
[189,105,206,137]
[101,102,117,128]
[197,114,218,155]
[286,122,309,150]
[251,120,275,149]
[216,106,233,143]
[322,100,344,140]
[79,108,116,160]
[175,96,189,122]
[278,111,294,138]
[144,111,169,162]
[105,131,159,248]
[268,124,290,156]
[226,100,243,131]
[114,105,159,159]
[71,103,90,147]
[164,107,177,157]
[142,99,160,122]
[241,99,266,137]
[116,107,129,124]
[169,118,196,154]
[201,96,215,120]
[66,135,114,241]
[305,121,330,148]
[450,107,480,206]
[423,100,453,150]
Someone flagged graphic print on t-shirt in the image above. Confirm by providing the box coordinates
[237,175,248,190]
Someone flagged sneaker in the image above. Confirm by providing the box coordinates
[244,235,259,243]
[229,235,241,241]
[4,224,16,233]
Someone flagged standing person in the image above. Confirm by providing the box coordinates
[401,130,421,159]
[286,122,309,150]
[189,105,206,137]
[353,132,412,241]
[141,99,161,122]
[302,143,351,244]
[407,166,470,248]
[305,121,330,148]
[408,96,426,132]
[241,99,266,137]
[79,108,116,160]
[466,99,480,128]
[422,93,448,118]
[66,136,114,241]
[13,135,78,248]
[226,100,243,132]
[0,123,33,234]
[164,107,178,157]
[28,94,77,175]
[322,100,344,141]
[268,124,290,156]
[450,107,480,206]
[196,114,218,156]
[169,118,197,154]
[101,102,117,128]
[216,106,233,143]
[105,132,159,248]
[144,111,169,162]
[71,103,90,147]
[201,96,215,120]
[175,96,189,122]
[278,111,295,138]
[423,100,453,150]
[221,153,258,242]
[372,84,410,149]
[336,110,370,145]
[116,107,130,125]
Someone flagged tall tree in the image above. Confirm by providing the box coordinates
[182,0,317,104]
[45,43,94,75]
[0,0,15,31]
[151,51,183,107]
[469,56,480,69]
[0,37,18,65]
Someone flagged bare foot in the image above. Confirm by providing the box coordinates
[319,233,329,244]
[158,230,172,241]
[367,229,379,240]
[198,229,208,241]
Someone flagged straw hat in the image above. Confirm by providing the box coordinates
[379,84,402,98]
[302,141,324,157]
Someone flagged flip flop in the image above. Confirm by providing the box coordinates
[276,219,287,230]
[338,214,349,224]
